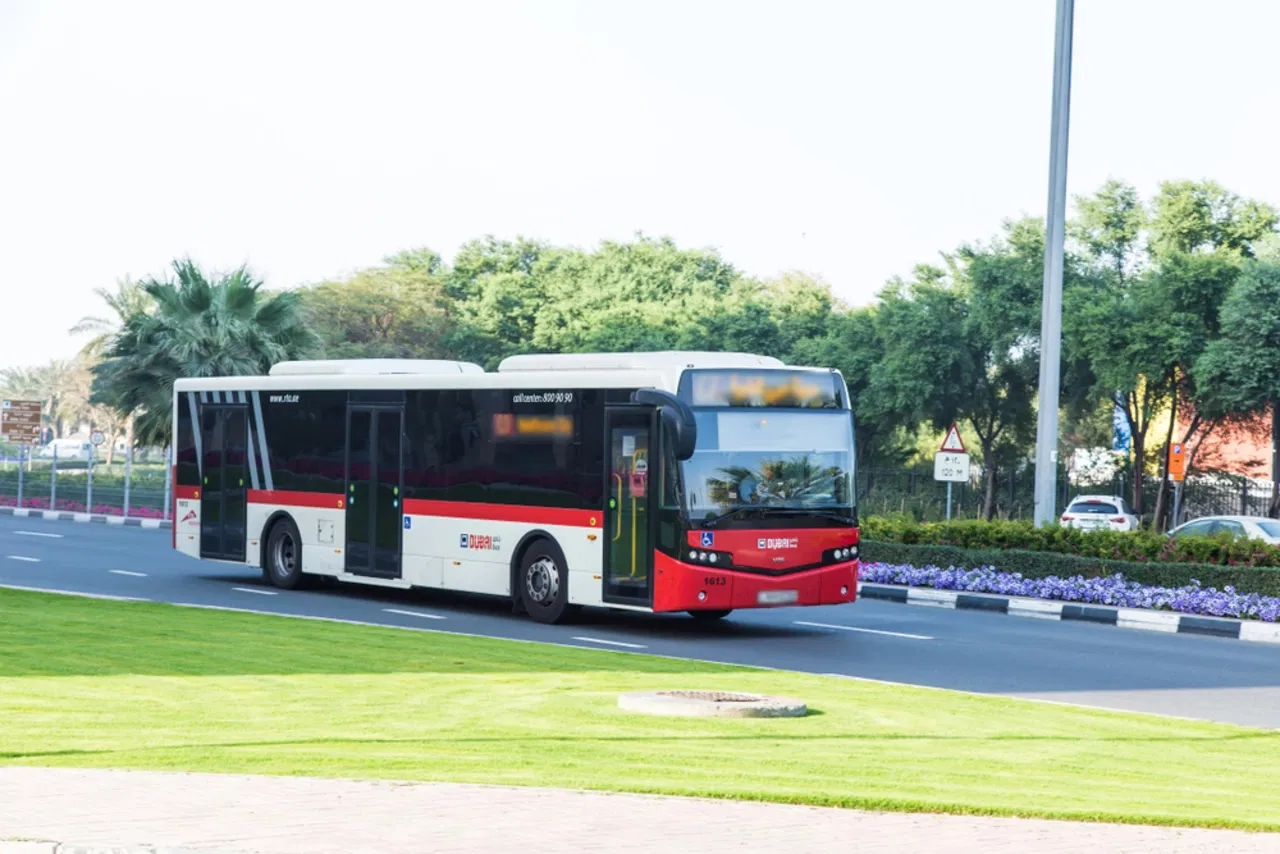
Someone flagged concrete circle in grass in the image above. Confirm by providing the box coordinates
[618,689,807,718]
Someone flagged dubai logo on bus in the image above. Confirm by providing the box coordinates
[757,537,799,550]
[460,533,501,551]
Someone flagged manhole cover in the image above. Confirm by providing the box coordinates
[619,690,806,718]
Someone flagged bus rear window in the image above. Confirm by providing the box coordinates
[680,369,842,409]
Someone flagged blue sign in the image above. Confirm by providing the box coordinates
[404,516,412,530]
[1112,396,1131,453]
[700,531,714,547]
[459,533,469,547]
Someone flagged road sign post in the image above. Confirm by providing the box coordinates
[1169,442,1187,530]
[16,443,24,509]
[87,431,105,510]
[933,424,970,521]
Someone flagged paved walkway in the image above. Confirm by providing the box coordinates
[1,768,1277,853]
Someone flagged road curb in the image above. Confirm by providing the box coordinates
[0,507,170,529]
[857,582,1280,644]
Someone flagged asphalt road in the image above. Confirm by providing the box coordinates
[3,513,1279,728]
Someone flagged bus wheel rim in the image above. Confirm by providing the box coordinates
[526,557,559,605]
[274,533,296,576]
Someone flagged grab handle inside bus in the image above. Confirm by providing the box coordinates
[630,388,697,461]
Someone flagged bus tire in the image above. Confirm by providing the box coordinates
[689,609,732,621]
[518,537,570,624]
[264,517,304,590]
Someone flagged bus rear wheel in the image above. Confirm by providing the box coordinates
[264,518,304,590]
[519,539,570,624]
[689,609,732,621]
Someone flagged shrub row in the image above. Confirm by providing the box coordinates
[860,540,1280,598]
[861,515,1280,568]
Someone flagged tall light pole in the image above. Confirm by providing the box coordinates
[1033,0,1075,528]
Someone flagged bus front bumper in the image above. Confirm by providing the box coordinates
[652,551,859,612]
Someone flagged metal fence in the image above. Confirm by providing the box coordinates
[857,465,1279,526]
[0,443,171,520]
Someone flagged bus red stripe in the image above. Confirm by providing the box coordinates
[174,485,200,500]
[403,499,600,528]
[247,489,345,509]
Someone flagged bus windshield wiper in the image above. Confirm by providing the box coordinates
[699,506,853,528]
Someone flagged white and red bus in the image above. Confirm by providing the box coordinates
[171,351,859,623]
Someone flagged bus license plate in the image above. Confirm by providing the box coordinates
[758,589,799,605]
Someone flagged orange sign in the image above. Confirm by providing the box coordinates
[1169,443,1187,482]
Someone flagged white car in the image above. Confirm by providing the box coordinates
[1059,494,1140,532]
[1167,515,1280,545]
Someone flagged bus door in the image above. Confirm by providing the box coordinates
[344,406,404,578]
[199,404,248,562]
[603,407,655,605]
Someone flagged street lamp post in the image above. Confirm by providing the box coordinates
[1033,0,1075,527]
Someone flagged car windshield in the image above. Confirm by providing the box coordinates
[1068,501,1118,515]
[678,410,854,523]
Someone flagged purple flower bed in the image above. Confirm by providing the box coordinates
[861,562,1280,623]
[0,495,166,519]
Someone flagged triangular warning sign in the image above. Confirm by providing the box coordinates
[940,423,966,453]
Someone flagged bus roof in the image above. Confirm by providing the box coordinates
[496,351,785,373]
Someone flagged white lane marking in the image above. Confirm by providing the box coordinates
[794,621,934,640]
[6,555,40,562]
[109,570,148,577]
[383,608,446,620]
[232,587,278,596]
[14,530,63,538]
[0,583,147,602]
[572,636,648,649]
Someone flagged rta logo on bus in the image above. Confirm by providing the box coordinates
[757,537,799,550]
[268,394,299,404]
[460,533,501,551]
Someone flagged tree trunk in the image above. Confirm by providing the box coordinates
[1269,401,1280,519]
[1152,383,1179,531]
[105,434,117,466]
[981,440,998,520]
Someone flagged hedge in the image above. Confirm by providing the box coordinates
[860,540,1280,598]
[861,516,1280,568]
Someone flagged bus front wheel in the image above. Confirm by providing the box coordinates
[519,539,571,624]
[264,518,304,590]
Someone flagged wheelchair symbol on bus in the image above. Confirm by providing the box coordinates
[700,532,714,548]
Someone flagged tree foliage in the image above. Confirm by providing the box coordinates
[90,258,319,446]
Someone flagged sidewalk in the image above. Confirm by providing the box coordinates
[1,768,1277,853]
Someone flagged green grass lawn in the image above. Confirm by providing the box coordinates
[2,588,1279,830]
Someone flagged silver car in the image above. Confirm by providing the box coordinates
[1167,515,1280,545]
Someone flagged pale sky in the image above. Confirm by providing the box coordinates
[2,0,1277,371]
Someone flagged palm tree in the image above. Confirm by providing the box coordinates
[91,257,320,447]
[707,456,846,508]
[70,277,154,360]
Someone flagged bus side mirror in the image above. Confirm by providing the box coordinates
[631,388,697,461]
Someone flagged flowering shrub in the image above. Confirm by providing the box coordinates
[862,515,1280,568]
[0,495,165,518]
[862,562,1280,622]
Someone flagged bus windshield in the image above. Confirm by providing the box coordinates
[678,410,855,525]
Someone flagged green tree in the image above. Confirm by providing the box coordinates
[1149,180,1278,258]
[1070,179,1146,284]
[91,258,319,447]
[1196,260,1280,515]
[303,260,454,361]
[870,219,1043,519]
